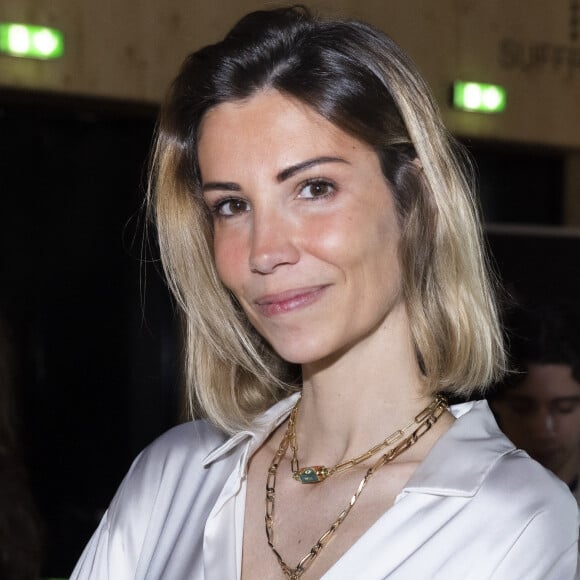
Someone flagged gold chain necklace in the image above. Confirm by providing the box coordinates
[290,395,447,483]
[265,395,448,579]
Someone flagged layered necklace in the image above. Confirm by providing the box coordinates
[265,394,448,579]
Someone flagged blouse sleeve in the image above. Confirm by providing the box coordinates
[69,472,146,580]
[69,434,167,580]
[69,419,230,580]
[70,513,114,580]
[69,441,168,580]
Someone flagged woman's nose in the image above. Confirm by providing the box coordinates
[248,207,300,274]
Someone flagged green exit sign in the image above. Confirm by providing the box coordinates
[453,81,507,114]
[0,23,64,60]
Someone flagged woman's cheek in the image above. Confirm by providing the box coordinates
[214,234,246,289]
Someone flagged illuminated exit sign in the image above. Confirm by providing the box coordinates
[0,23,64,60]
[453,81,507,113]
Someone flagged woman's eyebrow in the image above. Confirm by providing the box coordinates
[201,156,348,192]
[276,156,348,183]
[202,181,241,193]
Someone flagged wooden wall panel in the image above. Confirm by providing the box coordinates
[0,0,579,147]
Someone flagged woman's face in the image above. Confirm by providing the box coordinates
[198,90,403,365]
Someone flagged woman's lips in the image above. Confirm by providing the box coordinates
[254,286,328,317]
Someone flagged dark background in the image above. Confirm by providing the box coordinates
[0,91,577,577]
[0,91,179,576]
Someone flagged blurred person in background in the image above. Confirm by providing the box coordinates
[491,302,580,503]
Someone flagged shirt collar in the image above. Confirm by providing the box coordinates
[401,399,516,497]
[202,393,299,470]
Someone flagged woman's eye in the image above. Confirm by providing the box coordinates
[299,180,335,199]
[213,198,250,217]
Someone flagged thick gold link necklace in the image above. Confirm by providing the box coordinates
[265,394,448,579]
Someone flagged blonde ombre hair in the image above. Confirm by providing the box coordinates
[149,6,506,433]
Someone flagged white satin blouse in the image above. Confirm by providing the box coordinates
[71,397,579,579]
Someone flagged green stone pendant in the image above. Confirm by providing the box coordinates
[294,466,329,483]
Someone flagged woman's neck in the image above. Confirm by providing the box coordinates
[296,307,437,466]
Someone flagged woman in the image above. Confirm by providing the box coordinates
[72,7,578,579]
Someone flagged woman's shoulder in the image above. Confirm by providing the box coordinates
[479,450,579,575]
[107,420,235,543]
[136,419,228,466]
[484,446,577,515]
[117,419,230,497]
[429,400,577,522]
[456,400,576,515]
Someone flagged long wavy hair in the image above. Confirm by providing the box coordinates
[148,6,506,433]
